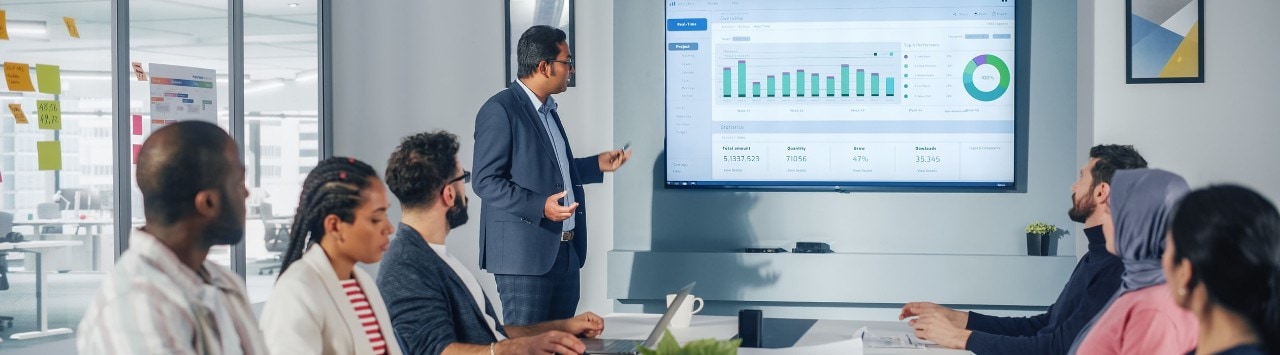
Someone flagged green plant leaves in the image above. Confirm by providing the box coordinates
[637,329,742,355]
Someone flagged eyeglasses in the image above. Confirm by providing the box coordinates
[449,170,471,184]
[547,59,574,69]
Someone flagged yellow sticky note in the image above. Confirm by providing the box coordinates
[37,141,62,171]
[8,103,28,124]
[0,10,9,40]
[63,17,79,39]
[5,62,35,92]
[37,64,61,95]
[37,100,61,130]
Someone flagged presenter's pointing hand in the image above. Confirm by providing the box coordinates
[544,191,579,222]
[598,149,631,172]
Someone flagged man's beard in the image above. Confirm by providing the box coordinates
[204,188,245,245]
[1067,189,1096,223]
[446,193,469,229]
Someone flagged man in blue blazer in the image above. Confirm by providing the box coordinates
[474,25,630,326]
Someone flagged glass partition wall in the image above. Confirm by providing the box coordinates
[0,0,324,349]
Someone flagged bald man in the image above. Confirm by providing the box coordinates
[77,121,267,355]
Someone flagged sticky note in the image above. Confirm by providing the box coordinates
[37,100,61,130]
[132,144,141,164]
[8,103,28,124]
[0,10,9,40]
[132,115,143,135]
[5,62,35,92]
[131,62,147,81]
[36,64,61,95]
[37,141,62,171]
[63,17,79,38]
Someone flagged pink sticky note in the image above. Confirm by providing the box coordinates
[132,115,142,135]
[132,144,141,164]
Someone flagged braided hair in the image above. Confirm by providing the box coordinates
[278,157,378,277]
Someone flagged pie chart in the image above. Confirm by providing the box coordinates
[963,54,1010,102]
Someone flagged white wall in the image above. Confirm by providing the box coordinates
[333,0,616,317]
[610,0,1078,319]
[1081,0,1280,203]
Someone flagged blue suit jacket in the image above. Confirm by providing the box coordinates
[378,224,508,355]
[473,81,603,276]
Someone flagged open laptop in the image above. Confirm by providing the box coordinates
[584,282,696,355]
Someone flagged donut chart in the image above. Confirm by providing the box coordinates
[962,54,1010,102]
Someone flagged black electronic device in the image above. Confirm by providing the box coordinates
[745,247,787,253]
[792,242,832,253]
[738,309,763,348]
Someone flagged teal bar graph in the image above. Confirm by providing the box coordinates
[737,60,746,97]
[796,70,805,96]
[722,67,732,97]
[766,75,775,97]
[887,77,895,97]
[871,73,880,96]
[782,72,791,97]
[810,73,819,97]
[752,82,761,97]
[856,69,866,96]
[826,76,835,96]
[840,65,850,97]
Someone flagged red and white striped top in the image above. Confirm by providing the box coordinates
[341,279,387,355]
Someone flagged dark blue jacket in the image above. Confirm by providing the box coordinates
[964,225,1123,354]
[378,224,508,355]
[472,81,603,275]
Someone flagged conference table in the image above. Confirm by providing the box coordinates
[0,240,83,340]
[600,313,972,354]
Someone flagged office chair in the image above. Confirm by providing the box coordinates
[36,202,61,234]
[258,203,292,275]
[0,212,17,330]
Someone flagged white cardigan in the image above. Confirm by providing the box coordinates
[259,246,403,355]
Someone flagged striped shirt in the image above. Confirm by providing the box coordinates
[77,229,268,355]
[342,279,387,355]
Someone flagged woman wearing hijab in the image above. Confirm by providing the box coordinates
[1164,185,1280,355]
[1072,169,1199,354]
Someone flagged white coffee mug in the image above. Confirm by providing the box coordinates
[665,293,705,328]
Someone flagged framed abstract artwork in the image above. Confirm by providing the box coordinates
[505,0,575,87]
[1127,0,1203,83]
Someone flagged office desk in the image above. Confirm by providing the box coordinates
[13,218,113,271]
[600,313,972,354]
[1,240,83,340]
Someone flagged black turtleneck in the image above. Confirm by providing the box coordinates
[965,225,1123,354]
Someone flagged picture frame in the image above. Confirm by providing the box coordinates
[505,0,575,87]
[1126,0,1203,84]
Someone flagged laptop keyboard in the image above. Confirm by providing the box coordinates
[599,339,642,352]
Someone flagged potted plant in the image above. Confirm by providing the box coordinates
[638,329,741,355]
[1026,222,1060,256]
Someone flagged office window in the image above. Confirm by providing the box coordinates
[0,0,117,344]
[244,1,320,303]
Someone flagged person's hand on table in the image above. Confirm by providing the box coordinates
[560,311,605,338]
[909,312,972,350]
[899,301,968,328]
[497,330,584,355]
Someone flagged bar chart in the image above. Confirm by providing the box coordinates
[715,42,903,104]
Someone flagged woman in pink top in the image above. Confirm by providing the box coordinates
[1164,185,1280,355]
[1071,169,1199,354]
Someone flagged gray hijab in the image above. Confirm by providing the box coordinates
[1109,168,1190,292]
[1068,168,1190,354]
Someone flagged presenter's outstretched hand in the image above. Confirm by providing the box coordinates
[561,312,605,338]
[598,149,631,172]
[910,312,972,350]
[544,191,579,222]
[498,330,584,355]
[899,302,968,328]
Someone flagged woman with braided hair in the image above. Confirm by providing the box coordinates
[259,157,403,355]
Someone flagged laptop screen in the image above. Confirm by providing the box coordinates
[641,282,697,347]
